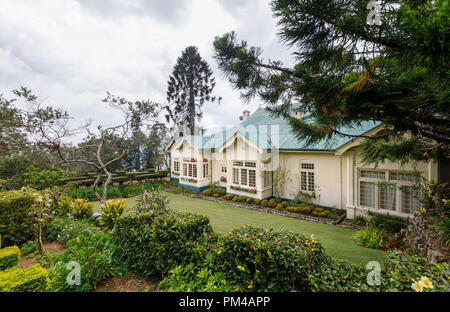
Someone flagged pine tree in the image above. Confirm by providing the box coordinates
[165,46,221,135]
[213,0,449,163]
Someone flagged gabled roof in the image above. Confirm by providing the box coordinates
[168,108,381,152]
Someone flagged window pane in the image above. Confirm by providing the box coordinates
[361,170,385,180]
[401,186,419,214]
[245,162,256,168]
[249,170,256,187]
[183,163,187,176]
[302,163,314,170]
[233,161,243,167]
[308,172,314,191]
[233,168,239,184]
[241,169,248,185]
[380,185,396,211]
[360,181,375,208]
[301,172,307,191]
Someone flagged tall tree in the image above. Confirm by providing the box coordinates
[213,0,449,164]
[165,46,221,135]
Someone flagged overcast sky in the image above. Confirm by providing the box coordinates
[0,0,294,140]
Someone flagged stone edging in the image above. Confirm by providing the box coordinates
[164,189,364,231]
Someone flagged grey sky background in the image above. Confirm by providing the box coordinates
[0,0,294,141]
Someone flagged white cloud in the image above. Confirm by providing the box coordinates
[0,0,295,142]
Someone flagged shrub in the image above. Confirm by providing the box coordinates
[70,199,94,219]
[48,231,127,292]
[0,264,49,292]
[237,196,249,203]
[354,224,387,249]
[318,210,331,218]
[46,216,99,244]
[275,204,284,210]
[268,198,279,208]
[99,200,126,230]
[298,204,313,215]
[367,214,408,234]
[53,196,73,216]
[254,198,261,205]
[312,207,324,216]
[352,215,368,226]
[114,212,213,279]
[23,166,70,190]
[223,194,234,200]
[0,246,20,271]
[214,188,226,197]
[281,201,289,209]
[261,199,269,207]
[212,226,327,291]
[0,189,35,247]
[20,240,38,256]
[66,186,122,201]
[245,197,253,204]
[158,264,234,292]
[202,188,214,196]
[232,196,239,202]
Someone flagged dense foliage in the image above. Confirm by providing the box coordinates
[213,0,450,163]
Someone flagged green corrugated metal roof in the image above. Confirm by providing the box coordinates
[174,108,380,152]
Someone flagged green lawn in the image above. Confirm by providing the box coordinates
[94,192,386,266]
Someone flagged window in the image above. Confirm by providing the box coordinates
[300,163,314,192]
[203,163,209,178]
[249,170,256,187]
[241,169,248,185]
[222,166,227,173]
[360,181,376,208]
[379,184,396,211]
[232,161,257,187]
[401,186,419,214]
[173,160,180,172]
[358,169,420,214]
[233,168,239,184]
[182,159,197,178]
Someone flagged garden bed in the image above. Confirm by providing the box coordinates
[163,188,363,230]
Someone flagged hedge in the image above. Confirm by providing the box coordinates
[0,264,49,292]
[114,211,213,278]
[0,246,20,271]
[0,190,36,247]
[211,226,328,291]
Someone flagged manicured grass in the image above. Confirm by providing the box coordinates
[93,192,386,266]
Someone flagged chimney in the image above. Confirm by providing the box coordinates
[293,109,303,120]
[242,110,250,121]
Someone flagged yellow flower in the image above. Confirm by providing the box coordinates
[98,251,102,255]
[411,280,424,292]
[76,236,80,243]
[420,277,433,289]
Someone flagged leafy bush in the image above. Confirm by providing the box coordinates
[312,207,324,216]
[352,215,368,226]
[318,210,331,218]
[53,196,73,216]
[213,188,226,198]
[223,194,234,200]
[46,216,99,244]
[66,186,122,201]
[99,200,126,230]
[212,226,327,291]
[114,212,213,279]
[367,213,408,233]
[245,197,253,204]
[158,264,234,292]
[20,240,38,256]
[275,203,283,210]
[48,231,127,292]
[135,187,168,214]
[202,188,214,196]
[0,246,20,271]
[232,196,239,202]
[268,198,279,208]
[70,199,94,219]
[254,198,261,205]
[354,224,387,249]
[23,166,71,190]
[0,264,49,292]
[261,199,268,207]
[0,189,36,247]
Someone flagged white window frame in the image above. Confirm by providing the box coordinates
[357,169,420,215]
[300,162,315,192]
[232,161,257,187]
[182,158,198,179]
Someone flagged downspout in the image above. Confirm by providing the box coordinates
[210,148,213,186]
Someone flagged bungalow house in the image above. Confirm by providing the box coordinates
[166,108,444,219]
